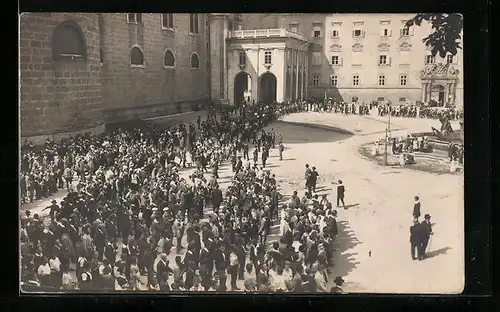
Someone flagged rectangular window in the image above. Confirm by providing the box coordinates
[401,26,410,36]
[264,51,272,64]
[381,28,391,37]
[447,55,454,64]
[239,51,246,66]
[289,23,299,34]
[332,29,339,38]
[400,74,407,86]
[127,13,142,24]
[379,55,387,65]
[331,75,338,86]
[189,13,199,34]
[399,97,407,102]
[312,75,320,86]
[353,75,360,86]
[312,52,321,66]
[331,55,339,65]
[162,13,174,29]
[353,29,363,37]
[312,24,322,38]
[425,55,435,64]
[378,97,385,102]
[378,75,386,86]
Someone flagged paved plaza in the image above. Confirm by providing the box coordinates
[20,112,464,293]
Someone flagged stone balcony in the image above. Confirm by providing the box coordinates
[228,29,309,42]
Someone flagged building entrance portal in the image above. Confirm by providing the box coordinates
[234,72,252,105]
[259,72,277,104]
[431,85,445,106]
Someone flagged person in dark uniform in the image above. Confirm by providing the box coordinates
[211,184,223,215]
[412,196,421,220]
[410,219,422,260]
[419,214,433,259]
[336,180,346,209]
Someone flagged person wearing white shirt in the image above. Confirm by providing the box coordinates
[48,255,62,289]
[37,258,51,286]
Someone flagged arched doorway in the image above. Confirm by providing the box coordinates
[234,72,252,105]
[259,72,277,104]
[431,84,445,106]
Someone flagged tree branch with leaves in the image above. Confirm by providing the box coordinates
[406,13,463,58]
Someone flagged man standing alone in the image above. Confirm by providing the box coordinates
[412,196,421,220]
[336,180,346,209]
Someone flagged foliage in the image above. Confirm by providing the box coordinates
[406,13,463,58]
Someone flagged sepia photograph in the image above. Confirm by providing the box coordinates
[19,13,464,294]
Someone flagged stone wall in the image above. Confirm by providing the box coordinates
[101,13,210,110]
[20,13,104,136]
[20,13,211,137]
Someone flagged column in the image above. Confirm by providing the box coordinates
[295,50,300,100]
[276,47,286,103]
[209,14,230,105]
[421,82,426,102]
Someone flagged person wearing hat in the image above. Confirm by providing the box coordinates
[330,276,345,293]
[410,218,422,260]
[336,180,346,209]
[42,199,60,221]
[419,214,433,259]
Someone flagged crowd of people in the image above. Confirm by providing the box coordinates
[20,101,346,293]
[299,97,463,121]
[377,103,463,120]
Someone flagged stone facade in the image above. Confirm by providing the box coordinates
[20,13,464,137]
[20,13,210,137]
[20,13,104,136]
[240,13,463,107]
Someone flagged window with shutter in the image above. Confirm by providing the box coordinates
[162,14,174,29]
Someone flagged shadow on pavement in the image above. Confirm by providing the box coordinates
[344,203,360,209]
[425,246,451,259]
[332,220,361,278]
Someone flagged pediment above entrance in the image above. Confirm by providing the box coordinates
[420,63,460,79]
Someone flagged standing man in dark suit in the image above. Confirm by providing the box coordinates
[412,196,421,220]
[419,214,433,259]
[211,184,223,215]
[410,219,422,260]
[336,180,346,209]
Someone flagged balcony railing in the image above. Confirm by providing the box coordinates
[229,29,308,42]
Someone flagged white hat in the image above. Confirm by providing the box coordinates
[163,208,169,212]
[152,207,158,212]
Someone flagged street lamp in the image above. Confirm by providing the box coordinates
[383,101,392,166]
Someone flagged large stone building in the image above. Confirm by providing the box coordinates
[241,13,463,106]
[19,13,463,139]
[20,13,210,139]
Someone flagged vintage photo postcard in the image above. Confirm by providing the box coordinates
[19,13,464,294]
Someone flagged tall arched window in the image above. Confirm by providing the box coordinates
[164,49,175,68]
[52,20,86,60]
[130,45,144,67]
[190,52,200,69]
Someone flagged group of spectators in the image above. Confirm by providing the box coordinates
[376,103,463,121]
[20,100,345,293]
